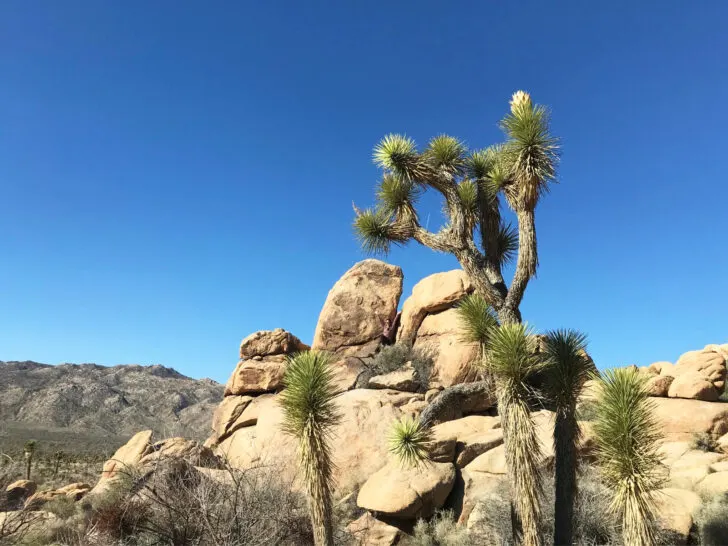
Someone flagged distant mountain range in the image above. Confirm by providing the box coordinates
[0,361,223,454]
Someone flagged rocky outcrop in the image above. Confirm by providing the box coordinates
[651,398,728,440]
[224,329,310,396]
[368,366,417,392]
[347,512,403,546]
[312,260,403,358]
[25,483,92,510]
[668,371,719,401]
[139,437,222,468]
[4,480,36,510]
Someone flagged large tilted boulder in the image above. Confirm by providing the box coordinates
[357,461,456,519]
[674,347,727,391]
[25,483,93,509]
[4,480,37,510]
[207,393,274,445]
[90,429,154,495]
[648,345,728,401]
[654,488,701,545]
[346,512,403,546]
[225,329,309,395]
[413,308,480,387]
[312,259,403,358]
[398,270,474,342]
[668,371,719,401]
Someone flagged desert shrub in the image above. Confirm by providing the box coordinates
[692,432,720,452]
[404,510,474,546]
[695,493,728,545]
[44,495,77,519]
[369,342,434,392]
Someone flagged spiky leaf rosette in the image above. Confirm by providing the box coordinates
[542,329,592,546]
[543,329,591,410]
[376,173,420,220]
[456,293,499,347]
[593,367,665,546]
[353,207,411,255]
[494,220,519,267]
[373,134,429,181]
[424,134,467,174]
[388,416,432,468]
[487,323,545,546]
[499,90,559,211]
[280,350,341,546]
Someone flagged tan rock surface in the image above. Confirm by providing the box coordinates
[654,488,701,544]
[413,308,480,387]
[646,375,674,397]
[312,259,403,358]
[357,461,456,519]
[650,398,728,440]
[224,356,287,395]
[239,329,308,359]
[674,348,727,390]
[368,366,417,392]
[668,370,719,401]
[398,270,474,342]
[346,512,402,546]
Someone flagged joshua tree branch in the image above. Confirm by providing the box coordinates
[504,209,537,314]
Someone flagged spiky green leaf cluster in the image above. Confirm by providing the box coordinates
[494,221,519,266]
[593,367,665,546]
[424,135,467,173]
[487,323,545,400]
[543,329,592,408]
[500,99,559,209]
[455,293,499,347]
[456,179,478,217]
[388,416,432,468]
[376,173,419,219]
[280,351,342,443]
[353,208,411,256]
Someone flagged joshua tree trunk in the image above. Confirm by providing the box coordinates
[553,406,578,546]
[25,454,32,481]
[302,433,335,546]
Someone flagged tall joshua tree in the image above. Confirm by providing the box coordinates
[353,91,559,325]
[593,367,664,546]
[279,351,341,546]
[457,296,545,546]
[542,330,592,546]
[23,440,36,481]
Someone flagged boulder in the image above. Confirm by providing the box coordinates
[431,415,503,466]
[398,270,474,342]
[346,512,403,546]
[24,483,91,509]
[239,329,309,359]
[91,429,154,495]
[357,461,456,519]
[331,356,366,393]
[217,389,423,493]
[210,395,254,442]
[4,480,37,509]
[224,356,287,395]
[649,398,728,441]
[649,361,673,375]
[673,348,727,391]
[368,366,417,392]
[55,482,92,501]
[695,470,728,496]
[654,488,701,545]
[420,382,497,427]
[646,375,674,397]
[458,469,509,526]
[465,444,507,474]
[312,259,403,358]
[717,431,728,453]
[412,308,480,387]
[668,371,719,401]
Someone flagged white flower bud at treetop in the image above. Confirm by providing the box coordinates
[510,90,531,112]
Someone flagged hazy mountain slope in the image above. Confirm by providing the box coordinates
[0,361,223,450]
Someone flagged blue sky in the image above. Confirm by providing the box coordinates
[1,1,726,383]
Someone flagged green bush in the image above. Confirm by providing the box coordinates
[44,495,77,519]
[696,493,728,545]
[691,432,719,452]
[404,510,474,546]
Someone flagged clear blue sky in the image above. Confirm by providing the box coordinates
[1,1,726,383]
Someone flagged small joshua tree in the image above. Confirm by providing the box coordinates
[279,351,341,546]
[542,330,592,546]
[353,91,559,326]
[593,367,664,546]
[23,440,36,481]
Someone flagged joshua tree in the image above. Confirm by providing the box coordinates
[353,91,559,326]
[457,297,545,546]
[542,329,592,546]
[592,367,664,546]
[23,440,36,481]
[279,351,341,546]
[388,416,432,467]
[52,450,64,477]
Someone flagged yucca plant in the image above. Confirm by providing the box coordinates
[23,440,36,481]
[542,329,592,546]
[279,351,341,546]
[388,416,432,468]
[353,91,559,327]
[592,367,665,546]
[488,323,546,546]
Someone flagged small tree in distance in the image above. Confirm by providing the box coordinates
[23,440,36,481]
[353,91,559,325]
